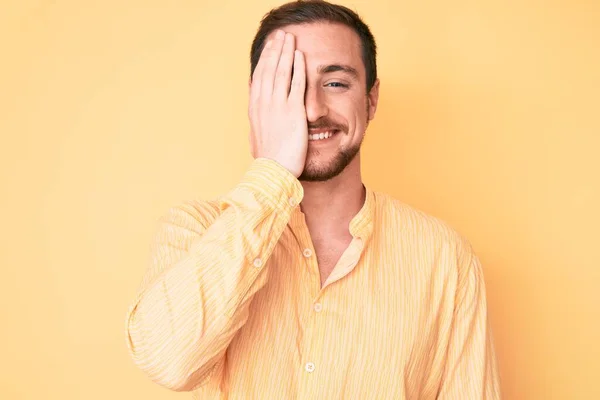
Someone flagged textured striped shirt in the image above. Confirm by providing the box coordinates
[125,158,501,399]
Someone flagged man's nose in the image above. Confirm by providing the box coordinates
[304,85,329,123]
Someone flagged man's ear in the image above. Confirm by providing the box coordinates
[367,78,380,121]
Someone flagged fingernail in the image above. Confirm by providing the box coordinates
[276,30,285,39]
[265,39,272,48]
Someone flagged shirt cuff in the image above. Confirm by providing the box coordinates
[224,157,304,212]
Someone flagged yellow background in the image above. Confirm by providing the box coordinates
[1,0,598,399]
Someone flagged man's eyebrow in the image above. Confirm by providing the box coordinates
[317,64,359,80]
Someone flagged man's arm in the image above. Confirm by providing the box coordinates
[125,29,309,392]
[125,159,302,391]
[436,244,502,399]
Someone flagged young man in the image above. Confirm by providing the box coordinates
[125,1,501,398]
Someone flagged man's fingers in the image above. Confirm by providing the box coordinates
[250,38,272,103]
[289,50,306,101]
[261,30,286,97]
[273,32,295,100]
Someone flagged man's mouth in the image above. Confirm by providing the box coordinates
[308,129,340,141]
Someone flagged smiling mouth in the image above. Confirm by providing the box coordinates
[308,130,340,141]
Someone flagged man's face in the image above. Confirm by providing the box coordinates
[265,22,379,182]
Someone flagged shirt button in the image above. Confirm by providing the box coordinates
[303,248,313,258]
[305,362,315,373]
[253,258,263,268]
[313,303,322,312]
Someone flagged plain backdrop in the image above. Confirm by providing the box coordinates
[1,0,599,399]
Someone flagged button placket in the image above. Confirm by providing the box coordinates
[300,243,320,291]
[291,207,322,387]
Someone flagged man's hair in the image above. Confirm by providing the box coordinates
[249,0,377,92]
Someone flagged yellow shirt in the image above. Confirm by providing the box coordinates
[125,158,501,399]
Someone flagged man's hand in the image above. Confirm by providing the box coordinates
[248,30,308,178]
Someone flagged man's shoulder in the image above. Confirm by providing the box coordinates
[372,189,472,249]
[372,190,478,274]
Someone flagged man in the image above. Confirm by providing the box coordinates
[125,0,501,398]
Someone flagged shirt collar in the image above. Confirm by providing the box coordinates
[291,184,376,242]
[349,184,375,242]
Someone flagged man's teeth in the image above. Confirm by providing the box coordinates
[309,131,336,141]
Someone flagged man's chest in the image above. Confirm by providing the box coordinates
[225,244,454,399]
[240,237,446,349]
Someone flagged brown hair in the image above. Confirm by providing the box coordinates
[249,0,378,91]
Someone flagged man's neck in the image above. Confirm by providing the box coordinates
[298,158,365,237]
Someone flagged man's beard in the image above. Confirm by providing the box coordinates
[298,100,370,182]
[298,138,362,182]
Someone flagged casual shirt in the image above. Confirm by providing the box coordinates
[125,157,501,399]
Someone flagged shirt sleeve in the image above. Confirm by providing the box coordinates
[436,243,502,399]
[124,158,303,392]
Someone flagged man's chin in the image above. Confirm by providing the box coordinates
[298,146,361,182]
[298,170,336,182]
[298,161,347,182]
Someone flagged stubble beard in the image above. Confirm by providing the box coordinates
[298,99,370,182]
[298,138,362,182]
